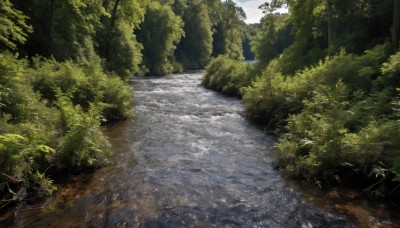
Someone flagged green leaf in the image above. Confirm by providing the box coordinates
[37,145,55,154]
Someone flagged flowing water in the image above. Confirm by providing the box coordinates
[1,71,399,227]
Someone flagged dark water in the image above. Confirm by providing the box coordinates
[1,72,399,227]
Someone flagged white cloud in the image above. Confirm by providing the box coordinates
[232,0,288,24]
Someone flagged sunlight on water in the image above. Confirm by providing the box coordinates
[1,71,398,227]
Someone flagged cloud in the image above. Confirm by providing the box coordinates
[232,0,264,23]
[232,0,288,24]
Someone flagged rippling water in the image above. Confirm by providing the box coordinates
[1,72,398,227]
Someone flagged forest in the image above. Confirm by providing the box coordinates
[0,0,399,210]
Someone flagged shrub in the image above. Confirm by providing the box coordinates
[0,52,36,122]
[0,133,57,206]
[202,56,255,97]
[276,83,349,180]
[0,52,124,205]
[100,77,133,120]
[55,95,111,169]
[242,59,317,127]
[242,47,390,129]
[275,49,400,192]
[30,57,133,121]
[30,58,97,109]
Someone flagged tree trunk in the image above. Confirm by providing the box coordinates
[104,0,120,60]
[110,0,120,29]
[393,0,400,52]
[327,0,333,50]
[49,0,57,56]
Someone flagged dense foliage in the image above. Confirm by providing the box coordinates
[203,0,400,199]
[202,56,254,97]
[0,0,249,207]
[175,0,213,69]
[251,13,293,68]
[0,52,131,208]
[96,0,147,79]
[0,0,138,208]
[136,1,184,75]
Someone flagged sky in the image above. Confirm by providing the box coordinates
[231,0,288,24]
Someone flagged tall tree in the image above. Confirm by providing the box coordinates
[327,0,333,49]
[393,0,400,51]
[96,0,147,79]
[242,23,258,60]
[11,0,106,60]
[175,0,213,69]
[136,1,184,75]
[251,13,293,66]
[48,0,56,55]
[211,0,246,60]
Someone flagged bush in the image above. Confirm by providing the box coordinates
[56,95,111,168]
[30,57,133,121]
[202,56,255,97]
[275,49,400,193]
[0,52,129,206]
[277,84,399,181]
[242,47,390,129]
[82,57,133,121]
[242,59,309,127]
[0,52,37,122]
[276,83,349,180]
[0,133,57,206]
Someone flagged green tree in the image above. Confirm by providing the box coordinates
[96,0,147,79]
[209,0,245,60]
[11,0,105,60]
[393,0,400,51]
[136,1,184,75]
[242,23,258,60]
[0,0,32,50]
[327,0,392,53]
[175,0,213,69]
[251,13,293,67]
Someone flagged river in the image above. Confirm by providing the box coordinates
[0,71,398,227]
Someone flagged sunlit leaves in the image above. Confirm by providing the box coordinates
[0,0,32,50]
[136,1,184,75]
[175,0,213,69]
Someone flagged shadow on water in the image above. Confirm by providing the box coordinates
[0,71,399,227]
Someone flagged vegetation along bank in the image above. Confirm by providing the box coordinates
[202,0,400,202]
[0,0,248,208]
[1,0,399,209]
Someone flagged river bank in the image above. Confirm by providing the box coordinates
[0,72,398,227]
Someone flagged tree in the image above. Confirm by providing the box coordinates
[251,13,293,66]
[211,0,246,60]
[327,0,333,49]
[242,23,258,60]
[328,0,392,53]
[136,1,184,75]
[0,0,32,50]
[175,0,213,69]
[96,0,147,79]
[393,0,400,51]
[258,0,287,14]
[11,0,105,60]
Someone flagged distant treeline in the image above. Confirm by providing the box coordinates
[6,0,252,76]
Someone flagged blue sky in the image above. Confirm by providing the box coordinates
[232,0,288,24]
